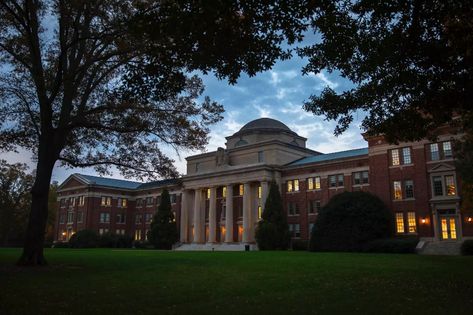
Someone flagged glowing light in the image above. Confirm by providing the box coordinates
[468,217,472,223]
[421,218,427,224]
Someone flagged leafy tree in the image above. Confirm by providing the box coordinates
[255,182,290,250]
[300,0,473,177]
[309,192,391,252]
[0,160,33,246]
[147,189,178,250]
[0,0,309,265]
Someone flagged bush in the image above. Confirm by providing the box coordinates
[133,240,153,249]
[291,239,308,251]
[69,229,99,248]
[255,182,290,250]
[461,240,473,255]
[310,191,392,252]
[52,241,70,248]
[363,238,418,254]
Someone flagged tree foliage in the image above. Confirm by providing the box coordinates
[147,189,178,250]
[255,182,290,250]
[300,0,473,143]
[310,192,392,252]
[0,0,309,264]
[0,160,33,246]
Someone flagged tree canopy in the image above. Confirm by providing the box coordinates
[300,0,473,143]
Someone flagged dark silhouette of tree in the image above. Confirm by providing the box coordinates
[147,189,178,250]
[0,0,309,265]
[300,0,473,178]
[255,182,290,250]
[0,160,33,246]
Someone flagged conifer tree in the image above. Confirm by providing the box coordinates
[255,182,290,250]
[148,189,178,250]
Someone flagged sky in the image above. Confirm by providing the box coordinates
[1,34,368,184]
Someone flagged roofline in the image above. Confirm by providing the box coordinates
[284,149,369,169]
[226,129,306,141]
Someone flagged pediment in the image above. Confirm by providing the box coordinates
[58,174,89,190]
[428,163,456,173]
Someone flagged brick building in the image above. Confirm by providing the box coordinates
[55,118,473,248]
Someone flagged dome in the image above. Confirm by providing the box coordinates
[238,118,292,133]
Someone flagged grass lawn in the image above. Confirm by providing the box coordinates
[1,248,472,315]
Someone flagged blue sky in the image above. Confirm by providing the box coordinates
[2,41,368,183]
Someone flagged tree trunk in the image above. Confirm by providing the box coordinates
[17,149,56,266]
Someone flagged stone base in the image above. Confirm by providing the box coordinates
[174,243,258,251]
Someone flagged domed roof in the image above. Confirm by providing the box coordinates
[239,118,292,133]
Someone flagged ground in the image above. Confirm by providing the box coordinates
[1,249,472,315]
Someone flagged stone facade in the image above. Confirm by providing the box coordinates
[54,118,473,245]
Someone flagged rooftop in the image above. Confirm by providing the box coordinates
[73,174,179,190]
[230,117,298,137]
[287,147,369,166]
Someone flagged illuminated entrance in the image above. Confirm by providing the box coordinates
[438,210,458,240]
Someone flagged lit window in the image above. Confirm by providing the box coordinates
[308,178,314,190]
[99,228,109,235]
[239,184,244,196]
[432,176,443,196]
[407,212,416,233]
[402,147,411,164]
[258,206,262,219]
[101,196,111,206]
[222,186,227,198]
[393,181,402,200]
[207,188,211,199]
[396,213,405,233]
[430,143,439,161]
[258,186,262,199]
[445,175,456,196]
[404,180,414,199]
[443,141,452,158]
[287,180,293,192]
[391,149,400,166]
[294,179,299,192]
[134,230,142,241]
[315,177,321,189]
[121,198,127,207]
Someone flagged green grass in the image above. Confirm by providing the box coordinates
[1,249,472,315]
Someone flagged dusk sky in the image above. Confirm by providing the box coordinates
[2,37,368,183]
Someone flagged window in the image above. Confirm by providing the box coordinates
[443,141,452,158]
[134,230,142,241]
[309,200,321,214]
[294,179,299,192]
[432,176,443,196]
[99,212,110,223]
[393,181,402,200]
[287,202,299,215]
[354,172,361,185]
[404,180,414,199]
[396,213,405,233]
[59,214,65,224]
[136,198,143,207]
[407,212,416,233]
[362,171,369,184]
[445,175,456,196]
[337,174,344,187]
[206,188,211,199]
[116,229,125,235]
[402,147,412,164]
[287,180,293,192]
[135,214,142,225]
[67,212,74,223]
[258,206,262,219]
[99,228,109,235]
[145,213,153,223]
[258,151,264,163]
[78,196,85,206]
[222,186,227,198]
[70,197,76,207]
[101,196,111,206]
[258,186,262,199]
[221,204,226,220]
[308,178,313,190]
[116,213,126,224]
[286,179,299,192]
[239,184,244,196]
[391,149,400,166]
[289,224,301,238]
[117,198,127,207]
[308,177,321,190]
[170,194,177,204]
[60,198,66,207]
[430,143,439,161]
[353,171,369,185]
[329,175,336,187]
[309,223,315,234]
[77,212,83,223]
[145,229,150,240]
[146,197,153,206]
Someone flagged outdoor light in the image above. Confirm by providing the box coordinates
[468,217,472,223]
[421,218,427,224]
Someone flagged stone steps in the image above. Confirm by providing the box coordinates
[174,243,258,251]
[418,241,462,255]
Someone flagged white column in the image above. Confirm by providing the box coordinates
[242,182,252,243]
[208,187,217,243]
[225,184,234,243]
[193,188,203,243]
[261,181,269,216]
[179,190,189,243]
